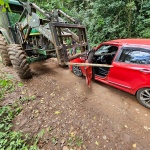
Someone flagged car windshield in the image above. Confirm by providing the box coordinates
[95,45,118,56]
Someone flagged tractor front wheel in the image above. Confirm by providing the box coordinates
[8,44,32,79]
[0,34,11,66]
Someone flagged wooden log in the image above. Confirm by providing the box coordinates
[68,52,87,61]
[66,62,113,67]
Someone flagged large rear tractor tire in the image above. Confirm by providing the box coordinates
[8,44,32,79]
[0,34,11,66]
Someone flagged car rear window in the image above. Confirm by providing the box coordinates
[118,47,150,64]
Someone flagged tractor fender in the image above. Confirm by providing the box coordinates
[0,28,14,44]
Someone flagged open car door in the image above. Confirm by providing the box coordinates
[84,49,95,86]
[85,66,92,86]
[68,61,113,86]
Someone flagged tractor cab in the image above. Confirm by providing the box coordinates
[0,0,23,43]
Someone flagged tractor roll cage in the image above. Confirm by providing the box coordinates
[16,1,88,65]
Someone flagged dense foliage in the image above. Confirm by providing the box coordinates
[27,0,150,46]
[1,0,150,46]
[0,0,10,12]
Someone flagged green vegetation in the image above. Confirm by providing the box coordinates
[0,105,26,150]
[26,0,150,46]
[67,134,83,148]
[0,73,39,150]
[1,0,150,45]
[0,74,15,100]
[0,0,10,12]
[1,0,149,45]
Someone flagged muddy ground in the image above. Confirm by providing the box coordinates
[0,58,150,150]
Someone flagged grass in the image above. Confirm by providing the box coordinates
[0,74,15,100]
[67,133,83,148]
[0,72,39,150]
[0,62,84,149]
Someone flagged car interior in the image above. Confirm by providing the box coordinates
[93,45,118,77]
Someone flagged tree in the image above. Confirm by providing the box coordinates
[0,0,10,12]
[1,0,150,45]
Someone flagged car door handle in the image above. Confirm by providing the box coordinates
[140,69,150,74]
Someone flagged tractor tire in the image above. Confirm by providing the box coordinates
[8,44,32,79]
[0,34,11,66]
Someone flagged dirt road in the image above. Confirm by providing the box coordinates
[1,58,150,150]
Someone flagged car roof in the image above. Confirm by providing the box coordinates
[103,39,150,46]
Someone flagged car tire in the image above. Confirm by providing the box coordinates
[136,88,150,109]
[72,66,83,77]
[8,44,32,79]
[0,34,12,66]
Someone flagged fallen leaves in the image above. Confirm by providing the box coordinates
[63,146,69,150]
[93,116,96,120]
[54,111,61,115]
[132,143,136,148]
[102,135,107,140]
[70,132,75,138]
[50,92,55,97]
[52,137,58,145]
[144,126,150,131]
[95,141,99,146]
[8,65,149,150]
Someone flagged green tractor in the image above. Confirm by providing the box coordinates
[0,0,22,66]
[0,0,88,79]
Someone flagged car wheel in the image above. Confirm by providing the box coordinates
[72,66,83,77]
[136,88,150,109]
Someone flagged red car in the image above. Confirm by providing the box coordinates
[70,39,150,109]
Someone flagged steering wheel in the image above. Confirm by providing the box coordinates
[101,53,115,64]
[100,54,107,64]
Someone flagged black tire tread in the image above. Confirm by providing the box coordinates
[7,44,32,79]
[0,34,11,66]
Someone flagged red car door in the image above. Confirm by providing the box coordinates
[84,48,96,86]
[85,66,92,86]
[108,46,150,94]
